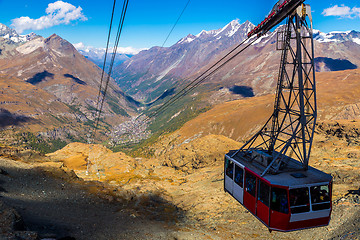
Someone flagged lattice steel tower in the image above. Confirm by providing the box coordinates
[232,5,316,176]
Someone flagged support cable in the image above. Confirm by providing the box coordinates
[92,0,130,140]
[94,0,117,124]
[143,0,191,78]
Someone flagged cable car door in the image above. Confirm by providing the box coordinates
[224,157,234,194]
[270,187,290,230]
[244,170,257,214]
[233,163,244,204]
[256,179,270,225]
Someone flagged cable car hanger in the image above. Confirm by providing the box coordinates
[224,0,333,232]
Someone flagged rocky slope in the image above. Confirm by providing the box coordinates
[0,157,185,240]
[0,34,135,117]
[1,122,357,239]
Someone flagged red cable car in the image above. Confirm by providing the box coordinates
[224,150,332,231]
[225,2,332,231]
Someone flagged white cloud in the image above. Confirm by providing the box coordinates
[73,42,86,49]
[11,1,87,33]
[74,42,147,55]
[117,46,147,55]
[322,4,360,18]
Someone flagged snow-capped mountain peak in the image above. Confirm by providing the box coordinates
[0,23,17,38]
[177,20,254,45]
[0,23,38,43]
[250,27,360,46]
[314,29,360,45]
[177,34,197,44]
[215,20,254,38]
[215,20,241,37]
[195,29,218,38]
[313,30,340,43]
[242,20,255,35]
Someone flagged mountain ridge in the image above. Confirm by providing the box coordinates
[0,25,139,151]
[113,19,254,102]
[114,19,360,104]
[0,23,37,43]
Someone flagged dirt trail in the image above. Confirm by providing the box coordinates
[0,158,185,240]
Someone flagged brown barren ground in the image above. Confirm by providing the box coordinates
[2,121,358,239]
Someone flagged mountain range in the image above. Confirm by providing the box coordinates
[76,45,133,70]
[1,19,360,150]
[113,20,254,101]
[314,29,360,44]
[113,20,360,104]
[0,24,138,149]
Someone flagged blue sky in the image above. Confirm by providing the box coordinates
[1,0,360,54]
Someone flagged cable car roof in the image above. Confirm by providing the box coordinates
[248,0,305,38]
[226,150,332,188]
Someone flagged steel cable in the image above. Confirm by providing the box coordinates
[94,0,117,122]
[92,0,130,140]
[142,0,192,80]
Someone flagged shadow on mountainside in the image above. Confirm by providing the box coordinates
[0,109,35,128]
[0,160,185,239]
[229,85,255,97]
[26,71,55,85]
[315,57,357,72]
[113,89,143,107]
[146,87,176,106]
[64,74,87,85]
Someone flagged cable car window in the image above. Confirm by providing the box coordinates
[225,159,234,179]
[258,180,270,207]
[234,165,243,188]
[310,185,331,211]
[289,188,310,214]
[245,172,256,197]
[271,187,289,214]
